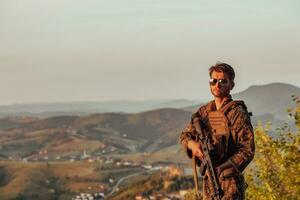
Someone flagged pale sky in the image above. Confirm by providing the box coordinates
[0,0,299,105]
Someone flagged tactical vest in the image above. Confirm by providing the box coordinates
[200,100,250,163]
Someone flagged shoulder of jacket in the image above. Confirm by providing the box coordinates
[229,104,253,132]
[228,101,251,123]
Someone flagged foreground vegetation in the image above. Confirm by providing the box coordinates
[245,95,300,199]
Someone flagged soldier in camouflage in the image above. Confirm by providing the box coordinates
[179,62,255,200]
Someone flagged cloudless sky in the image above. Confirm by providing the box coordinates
[0,0,299,105]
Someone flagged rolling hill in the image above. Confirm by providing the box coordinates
[0,108,191,160]
[0,82,299,161]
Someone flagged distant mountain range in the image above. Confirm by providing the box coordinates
[0,99,201,118]
[0,82,299,118]
[183,82,300,115]
[185,82,300,128]
[0,82,299,160]
[233,83,300,115]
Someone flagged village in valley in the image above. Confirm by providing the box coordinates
[2,144,194,200]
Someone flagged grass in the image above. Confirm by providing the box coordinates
[0,160,145,200]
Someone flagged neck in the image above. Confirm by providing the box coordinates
[214,96,229,110]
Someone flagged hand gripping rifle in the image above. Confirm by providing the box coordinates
[191,113,223,200]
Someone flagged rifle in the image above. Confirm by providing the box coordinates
[191,113,223,200]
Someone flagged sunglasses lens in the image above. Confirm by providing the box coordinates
[218,79,228,85]
[210,78,228,86]
[209,79,217,85]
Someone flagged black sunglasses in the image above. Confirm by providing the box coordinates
[209,78,228,86]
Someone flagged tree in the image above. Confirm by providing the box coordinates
[245,95,300,199]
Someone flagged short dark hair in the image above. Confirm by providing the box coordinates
[209,62,235,82]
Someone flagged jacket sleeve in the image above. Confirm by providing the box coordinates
[179,120,197,159]
[227,108,255,173]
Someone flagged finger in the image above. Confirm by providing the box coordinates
[195,150,203,159]
[198,150,203,157]
[193,150,199,157]
[195,150,203,158]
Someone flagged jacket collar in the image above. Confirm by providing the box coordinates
[208,95,233,112]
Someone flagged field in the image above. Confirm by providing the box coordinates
[0,160,143,200]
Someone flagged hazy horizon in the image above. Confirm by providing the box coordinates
[1,0,299,105]
[0,81,297,107]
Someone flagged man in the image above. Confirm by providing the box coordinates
[179,62,255,200]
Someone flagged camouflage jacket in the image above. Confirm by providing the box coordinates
[179,96,255,199]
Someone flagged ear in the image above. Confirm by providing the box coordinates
[230,81,235,90]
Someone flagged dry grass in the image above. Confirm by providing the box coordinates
[0,161,106,199]
[0,161,47,199]
[49,161,97,177]
[66,182,107,193]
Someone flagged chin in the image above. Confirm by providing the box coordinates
[212,92,221,97]
[212,94,221,98]
[213,93,227,98]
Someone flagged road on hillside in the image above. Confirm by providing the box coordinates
[105,168,159,198]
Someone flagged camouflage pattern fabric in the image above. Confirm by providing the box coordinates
[179,96,255,200]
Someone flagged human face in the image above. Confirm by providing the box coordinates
[209,71,233,98]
